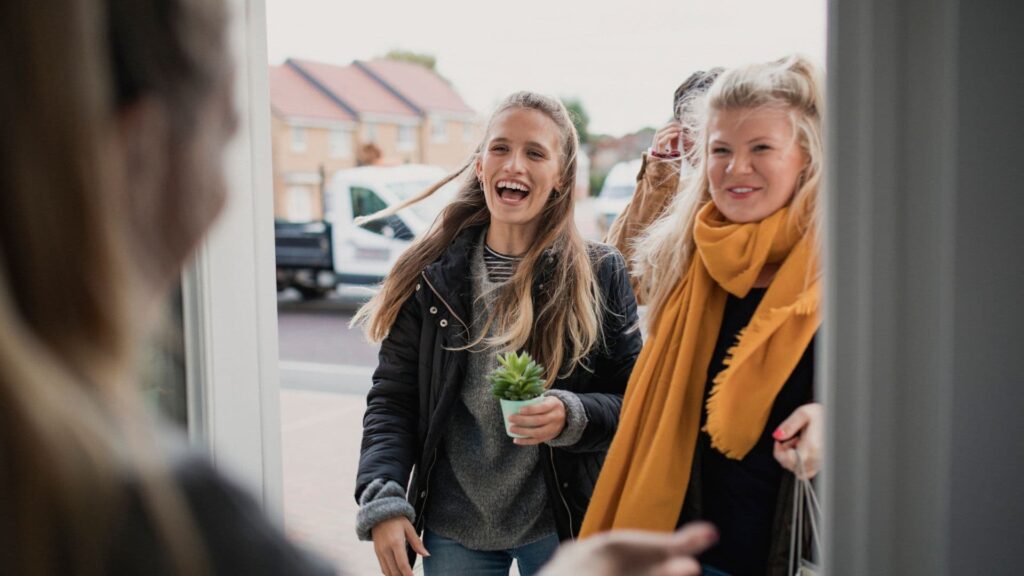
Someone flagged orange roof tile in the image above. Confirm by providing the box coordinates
[269,65,355,123]
[289,59,419,119]
[359,59,476,116]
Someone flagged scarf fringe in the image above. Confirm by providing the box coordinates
[704,288,820,459]
[580,203,820,536]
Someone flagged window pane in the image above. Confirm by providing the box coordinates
[431,117,446,142]
[291,126,307,152]
[350,186,388,235]
[287,187,316,221]
[141,288,188,429]
[397,126,415,151]
[329,129,351,158]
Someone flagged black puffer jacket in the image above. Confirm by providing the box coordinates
[356,226,641,548]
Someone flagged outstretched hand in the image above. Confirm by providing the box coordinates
[539,522,718,576]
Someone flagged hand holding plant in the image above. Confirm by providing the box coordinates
[488,351,554,439]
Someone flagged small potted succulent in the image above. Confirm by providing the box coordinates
[488,351,547,438]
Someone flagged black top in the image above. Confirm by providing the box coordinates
[677,288,815,576]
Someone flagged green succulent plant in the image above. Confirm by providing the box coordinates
[488,351,546,401]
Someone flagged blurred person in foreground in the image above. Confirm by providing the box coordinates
[605,68,722,297]
[0,0,716,574]
[0,0,334,573]
[583,56,826,576]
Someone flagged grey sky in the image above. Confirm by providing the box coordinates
[265,0,825,136]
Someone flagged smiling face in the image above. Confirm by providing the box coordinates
[706,106,807,223]
[475,107,563,235]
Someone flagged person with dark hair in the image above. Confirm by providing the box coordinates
[605,68,723,296]
[357,142,384,166]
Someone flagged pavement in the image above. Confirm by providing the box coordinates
[280,381,381,575]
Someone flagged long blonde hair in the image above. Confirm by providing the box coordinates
[0,0,226,573]
[353,92,603,383]
[635,55,824,324]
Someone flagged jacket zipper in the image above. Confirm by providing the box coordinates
[422,271,573,540]
[415,272,462,533]
[548,446,575,542]
[423,272,574,540]
[416,449,439,531]
[420,272,469,330]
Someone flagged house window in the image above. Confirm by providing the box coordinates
[329,129,352,158]
[431,116,447,143]
[397,125,415,151]
[291,126,307,153]
[286,186,316,222]
[463,122,475,142]
[365,123,378,143]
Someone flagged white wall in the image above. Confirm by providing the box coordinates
[826,0,1024,573]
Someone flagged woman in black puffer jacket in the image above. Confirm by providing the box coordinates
[351,91,641,576]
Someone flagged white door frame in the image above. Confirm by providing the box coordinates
[827,0,1024,571]
[825,0,958,572]
[181,0,283,518]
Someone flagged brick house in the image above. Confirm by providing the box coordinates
[269,58,480,221]
[269,64,358,222]
[353,59,480,169]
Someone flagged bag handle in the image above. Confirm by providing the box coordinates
[788,449,823,575]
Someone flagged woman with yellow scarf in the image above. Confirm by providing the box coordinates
[582,56,825,576]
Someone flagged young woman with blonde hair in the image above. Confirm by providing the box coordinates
[353,91,642,576]
[582,56,826,576]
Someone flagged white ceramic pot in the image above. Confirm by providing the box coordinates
[498,395,546,438]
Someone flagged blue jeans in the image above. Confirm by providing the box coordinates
[422,530,560,576]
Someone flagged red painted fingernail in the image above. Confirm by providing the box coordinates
[772,428,785,440]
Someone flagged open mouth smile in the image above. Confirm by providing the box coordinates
[495,179,531,204]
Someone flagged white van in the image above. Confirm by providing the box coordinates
[276,164,456,296]
[594,158,643,233]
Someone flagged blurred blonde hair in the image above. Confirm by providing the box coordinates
[635,55,824,325]
[0,0,227,573]
[353,91,604,383]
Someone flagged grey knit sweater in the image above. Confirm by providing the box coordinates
[421,236,553,549]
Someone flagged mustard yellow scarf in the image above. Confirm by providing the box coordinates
[580,203,820,535]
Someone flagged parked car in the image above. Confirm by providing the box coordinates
[594,158,643,233]
[276,164,456,298]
